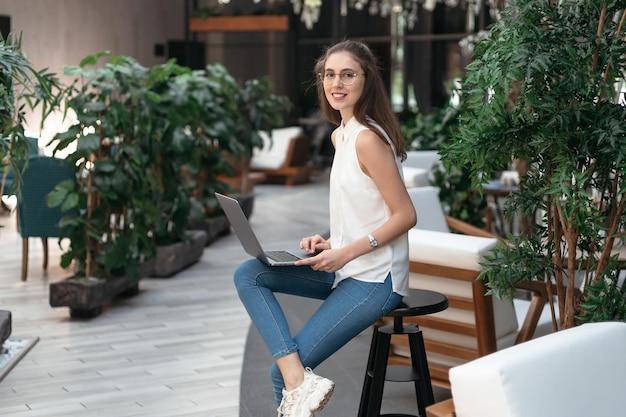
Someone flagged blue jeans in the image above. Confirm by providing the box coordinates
[233,258,402,405]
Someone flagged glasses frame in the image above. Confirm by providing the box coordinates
[319,71,365,86]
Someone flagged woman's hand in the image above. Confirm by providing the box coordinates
[295,234,346,272]
[295,248,348,272]
[299,234,330,254]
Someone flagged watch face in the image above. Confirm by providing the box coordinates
[369,234,378,248]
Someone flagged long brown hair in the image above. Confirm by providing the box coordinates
[314,39,406,160]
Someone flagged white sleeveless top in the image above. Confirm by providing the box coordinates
[329,117,409,296]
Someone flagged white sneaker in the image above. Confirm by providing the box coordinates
[277,367,335,417]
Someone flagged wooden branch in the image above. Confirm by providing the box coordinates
[592,7,607,69]
[86,159,94,278]
[596,175,625,280]
[550,198,566,325]
[595,7,608,101]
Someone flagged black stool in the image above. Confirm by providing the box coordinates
[358,289,448,417]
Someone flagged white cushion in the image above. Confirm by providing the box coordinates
[408,228,497,271]
[408,186,449,233]
[250,126,303,170]
[450,322,626,417]
[403,166,429,188]
[404,150,441,171]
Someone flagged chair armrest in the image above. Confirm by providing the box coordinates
[426,398,456,417]
[445,215,499,239]
[513,280,551,343]
[287,133,312,167]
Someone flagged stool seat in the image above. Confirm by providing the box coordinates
[359,288,448,417]
[387,289,448,317]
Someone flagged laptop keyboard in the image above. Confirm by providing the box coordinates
[265,251,301,262]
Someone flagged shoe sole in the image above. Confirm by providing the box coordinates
[308,381,335,412]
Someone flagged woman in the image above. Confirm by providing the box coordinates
[233,39,416,417]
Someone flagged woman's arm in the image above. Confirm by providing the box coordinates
[296,129,416,272]
[348,129,416,253]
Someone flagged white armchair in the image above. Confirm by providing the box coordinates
[427,321,626,417]
[387,186,555,387]
[249,126,312,185]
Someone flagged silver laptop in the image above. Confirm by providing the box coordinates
[215,192,310,266]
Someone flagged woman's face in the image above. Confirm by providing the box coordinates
[322,51,365,121]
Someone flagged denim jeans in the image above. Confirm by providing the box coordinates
[233,258,402,405]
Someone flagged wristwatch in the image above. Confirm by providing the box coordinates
[367,234,379,250]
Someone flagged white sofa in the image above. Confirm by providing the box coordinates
[388,186,555,387]
[442,321,626,417]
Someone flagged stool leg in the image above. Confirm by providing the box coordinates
[358,326,380,417]
[408,329,434,416]
[358,325,392,417]
[368,329,391,417]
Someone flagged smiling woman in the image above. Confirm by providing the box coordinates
[232,39,415,417]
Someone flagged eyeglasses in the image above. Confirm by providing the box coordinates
[319,71,365,86]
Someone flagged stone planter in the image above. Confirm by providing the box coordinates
[234,193,255,219]
[188,215,231,246]
[49,274,141,318]
[149,229,207,278]
[0,310,11,347]
[187,193,254,246]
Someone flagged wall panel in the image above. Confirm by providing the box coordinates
[0,0,185,145]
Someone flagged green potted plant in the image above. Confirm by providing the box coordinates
[49,52,158,281]
[47,52,160,316]
[213,67,292,213]
[1,33,62,203]
[443,0,626,329]
[142,62,237,254]
[47,53,201,315]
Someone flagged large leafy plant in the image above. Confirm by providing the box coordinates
[47,52,287,279]
[49,52,160,280]
[48,55,245,277]
[179,64,249,219]
[443,0,626,328]
[234,76,292,158]
[133,62,238,242]
[205,69,291,196]
[0,33,62,198]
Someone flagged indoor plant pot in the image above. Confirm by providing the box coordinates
[49,274,141,318]
[149,229,207,277]
[187,215,231,246]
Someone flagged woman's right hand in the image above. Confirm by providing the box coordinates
[299,234,330,254]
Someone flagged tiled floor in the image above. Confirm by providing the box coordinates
[0,180,331,416]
